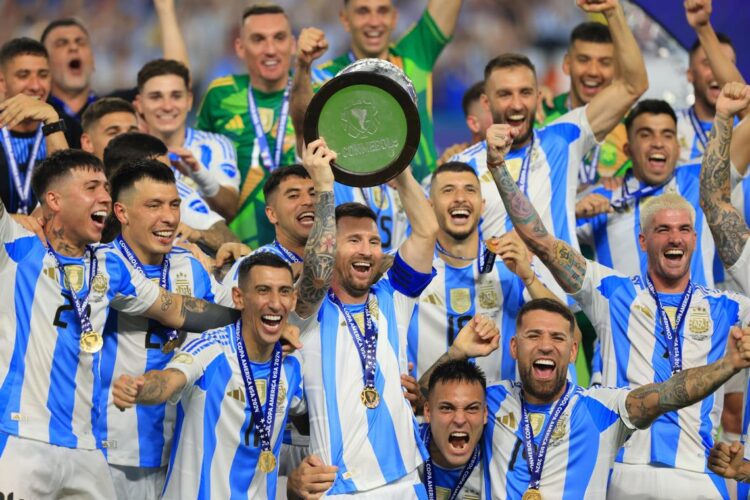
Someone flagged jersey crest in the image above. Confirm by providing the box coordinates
[450,288,471,314]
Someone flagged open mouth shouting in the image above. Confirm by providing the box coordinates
[506,113,527,130]
[296,210,315,229]
[351,260,373,280]
[153,228,175,246]
[580,78,603,98]
[447,431,471,452]
[68,58,83,74]
[90,210,108,230]
[532,358,556,381]
[663,247,685,262]
[646,152,668,171]
[448,206,472,226]
[260,313,283,331]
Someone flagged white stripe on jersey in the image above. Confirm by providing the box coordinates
[162,324,305,499]
[447,107,597,303]
[572,260,750,472]
[728,240,750,296]
[183,127,240,191]
[676,108,711,165]
[0,216,161,450]
[97,247,233,467]
[175,179,224,231]
[482,382,634,500]
[576,164,719,287]
[407,256,526,383]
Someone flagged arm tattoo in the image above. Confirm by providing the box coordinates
[488,163,586,293]
[296,190,336,318]
[199,222,239,252]
[626,358,735,429]
[159,288,173,312]
[136,371,171,405]
[179,295,240,332]
[700,114,750,267]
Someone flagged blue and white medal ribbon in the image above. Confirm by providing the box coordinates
[610,172,663,211]
[516,132,535,196]
[247,79,291,172]
[328,289,380,408]
[645,274,694,374]
[688,106,710,152]
[235,319,283,472]
[435,237,495,275]
[423,426,481,500]
[520,382,575,494]
[115,236,179,350]
[272,240,303,264]
[1,125,44,214]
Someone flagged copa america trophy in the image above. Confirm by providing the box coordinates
[303,58,421,187]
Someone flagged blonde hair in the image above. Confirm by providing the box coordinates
[639,193,696,232]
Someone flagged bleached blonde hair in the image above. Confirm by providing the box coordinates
[639,192,696,233]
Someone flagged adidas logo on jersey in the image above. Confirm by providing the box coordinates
[227,388,246,403]
[421,293,444,306]
[226,115,244,131]
[497,411,517,431]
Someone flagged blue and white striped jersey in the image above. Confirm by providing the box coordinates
[417,423,483,500]
[333,183,409,252]
[182,127,240,192]
[407,256,527,383]
[96,246,233,467]
[175,179,224,231]
[292,252,434,494]
[0,216,161,450]
[676,108,712,165]
[449,107,597,302]
[576,164,720,287]
[162,323,305,499]
[482,382,635,500]
[572,260,750,473]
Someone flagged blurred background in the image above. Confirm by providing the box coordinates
[0,0,736,153]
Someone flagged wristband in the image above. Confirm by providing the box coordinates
[190,163,221,197]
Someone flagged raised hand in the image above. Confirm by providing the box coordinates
[490,231,535,284]
[486,124,516,166]
[451,314,500,359]
[575,193,613,219]
[576,0,619,14]
[716,82,750,119]
[302,138,336,190]
[708,441,745,479]
[280,324,303,355]
[113,374,145,411]
[724,325,750,370]
[684,0,712,29]
[0,94,60,129]
[297,28,329,67]
[214,242,252,269]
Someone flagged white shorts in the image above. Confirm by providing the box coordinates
[0,433,115,499]
[109,463,167,500]
[324,469,427,499]
[608,462,728,500]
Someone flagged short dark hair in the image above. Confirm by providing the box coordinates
[624,99,677,134]
[335,202,377,224]
[40,18,89,45]
[241,3,287,24]
[31,149,103,202]
[81,97,136,132]
[689,32,733,57]
[263,164,311,199]
[137,58,190,92]
[484,53,536,82]
[427,359,487,397]
[516,298,575,336]
[109,159,176,204]
[237,251,294,290]
[462,81,485,117]
[433,161,477,179]
[570,22,612,46]
[103,132,168,178]
[0,37,48,67]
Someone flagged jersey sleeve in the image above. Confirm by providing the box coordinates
[178,184,225,231]
[395,10,451,70]
[106,250,162,315]
[386,250,436,298]
[570,259,622,339]
[547,106,600,179]
[0,210,35,265]
[166,332,226,403]
[197,133,240,191]
[583,387,637,448]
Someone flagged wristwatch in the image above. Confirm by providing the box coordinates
[42,119,66,136]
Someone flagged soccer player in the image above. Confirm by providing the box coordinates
[450,0,647,303]
[136,59,240,220]
[542,21,630,184]
[291,0,464,183]
[408,161,572,383]
[80,97,140,159]
[0,149,239,497]
[291,151,439,495]
[486,126,750,498]
[0,37,69,214]
[420,298,750,499]
[112,252,305,499]
[577,99,719,287]
[197,4,296,248]
[95,159,233,499]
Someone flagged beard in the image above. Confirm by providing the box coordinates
[519,363,568,403]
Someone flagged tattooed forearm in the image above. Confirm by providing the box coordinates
[488,163,586,293]
[700,114,750,267]
[159,288,173,312]
[296,191,335,318]
[626,358,736,429]
[418,349,466,399]
[198,222,240,252]
[178,295,240,332]
[136,369,185,405]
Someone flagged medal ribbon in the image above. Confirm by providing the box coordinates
[645,274,694,374]
[578,145,601,185]
[435,237,496,275]
[610,172,663,211]
[46,244,98,336]
[115,236,178,345]
[516,132,535,196]
[49,92,97,121]
[521,382,575,491]
[272,240,303,264]
[328,290,378,390]
[1,125,44,214]
[423,426,481,500]
[688,106,709,152]
[235,319,283,453]
[247,79,291,172]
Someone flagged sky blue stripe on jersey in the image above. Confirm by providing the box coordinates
[190,259,214,302]
[165,403,184,491]
[137,345,170,466]
[407,305,420,378]
[444,264,475,347]
[98,313,119,459]
[482,384,510,497]
[631,201,647,275]
[0,430,8,455]
[199,144,212,169]
[227,406,257,497]
[498,265,524,380]
[182,337,213,355]
[599,276,636,388]
[562,397,603,498]
[196,356,233,498]
[593,213,614,268]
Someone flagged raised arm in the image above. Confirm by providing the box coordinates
[625,326,750,429]
[486,124,587,293]
[295,139,336,318]
[582,0,649,141]
[144,290,239,332]
[699,83,750,268]
[155,0,189,68]
[0,94,69,153]
[426,0,463,39]
[112,369,187,410]
[392,168,439,274]
[290,28,328,154]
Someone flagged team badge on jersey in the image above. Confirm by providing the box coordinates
[259,108,275,133]
[174,272,192,296]
[528,413,545,435]
[686,307,711,338]
[478,282,499,310]
[172,352,194,365]
[92,273,108,295]
[64,265,85,293]
[550,413,568,445]
[450,288,471,314]
[634,304,653,321]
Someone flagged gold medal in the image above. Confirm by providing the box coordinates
[522,488,542,500]
[258,450,276,473]
[80,330,103,354]
[360,387,380,409]
[162,337,179,354]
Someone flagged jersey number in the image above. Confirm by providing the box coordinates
[53,292,90,329]
[379,216,392,249]
[447,315,473,345]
